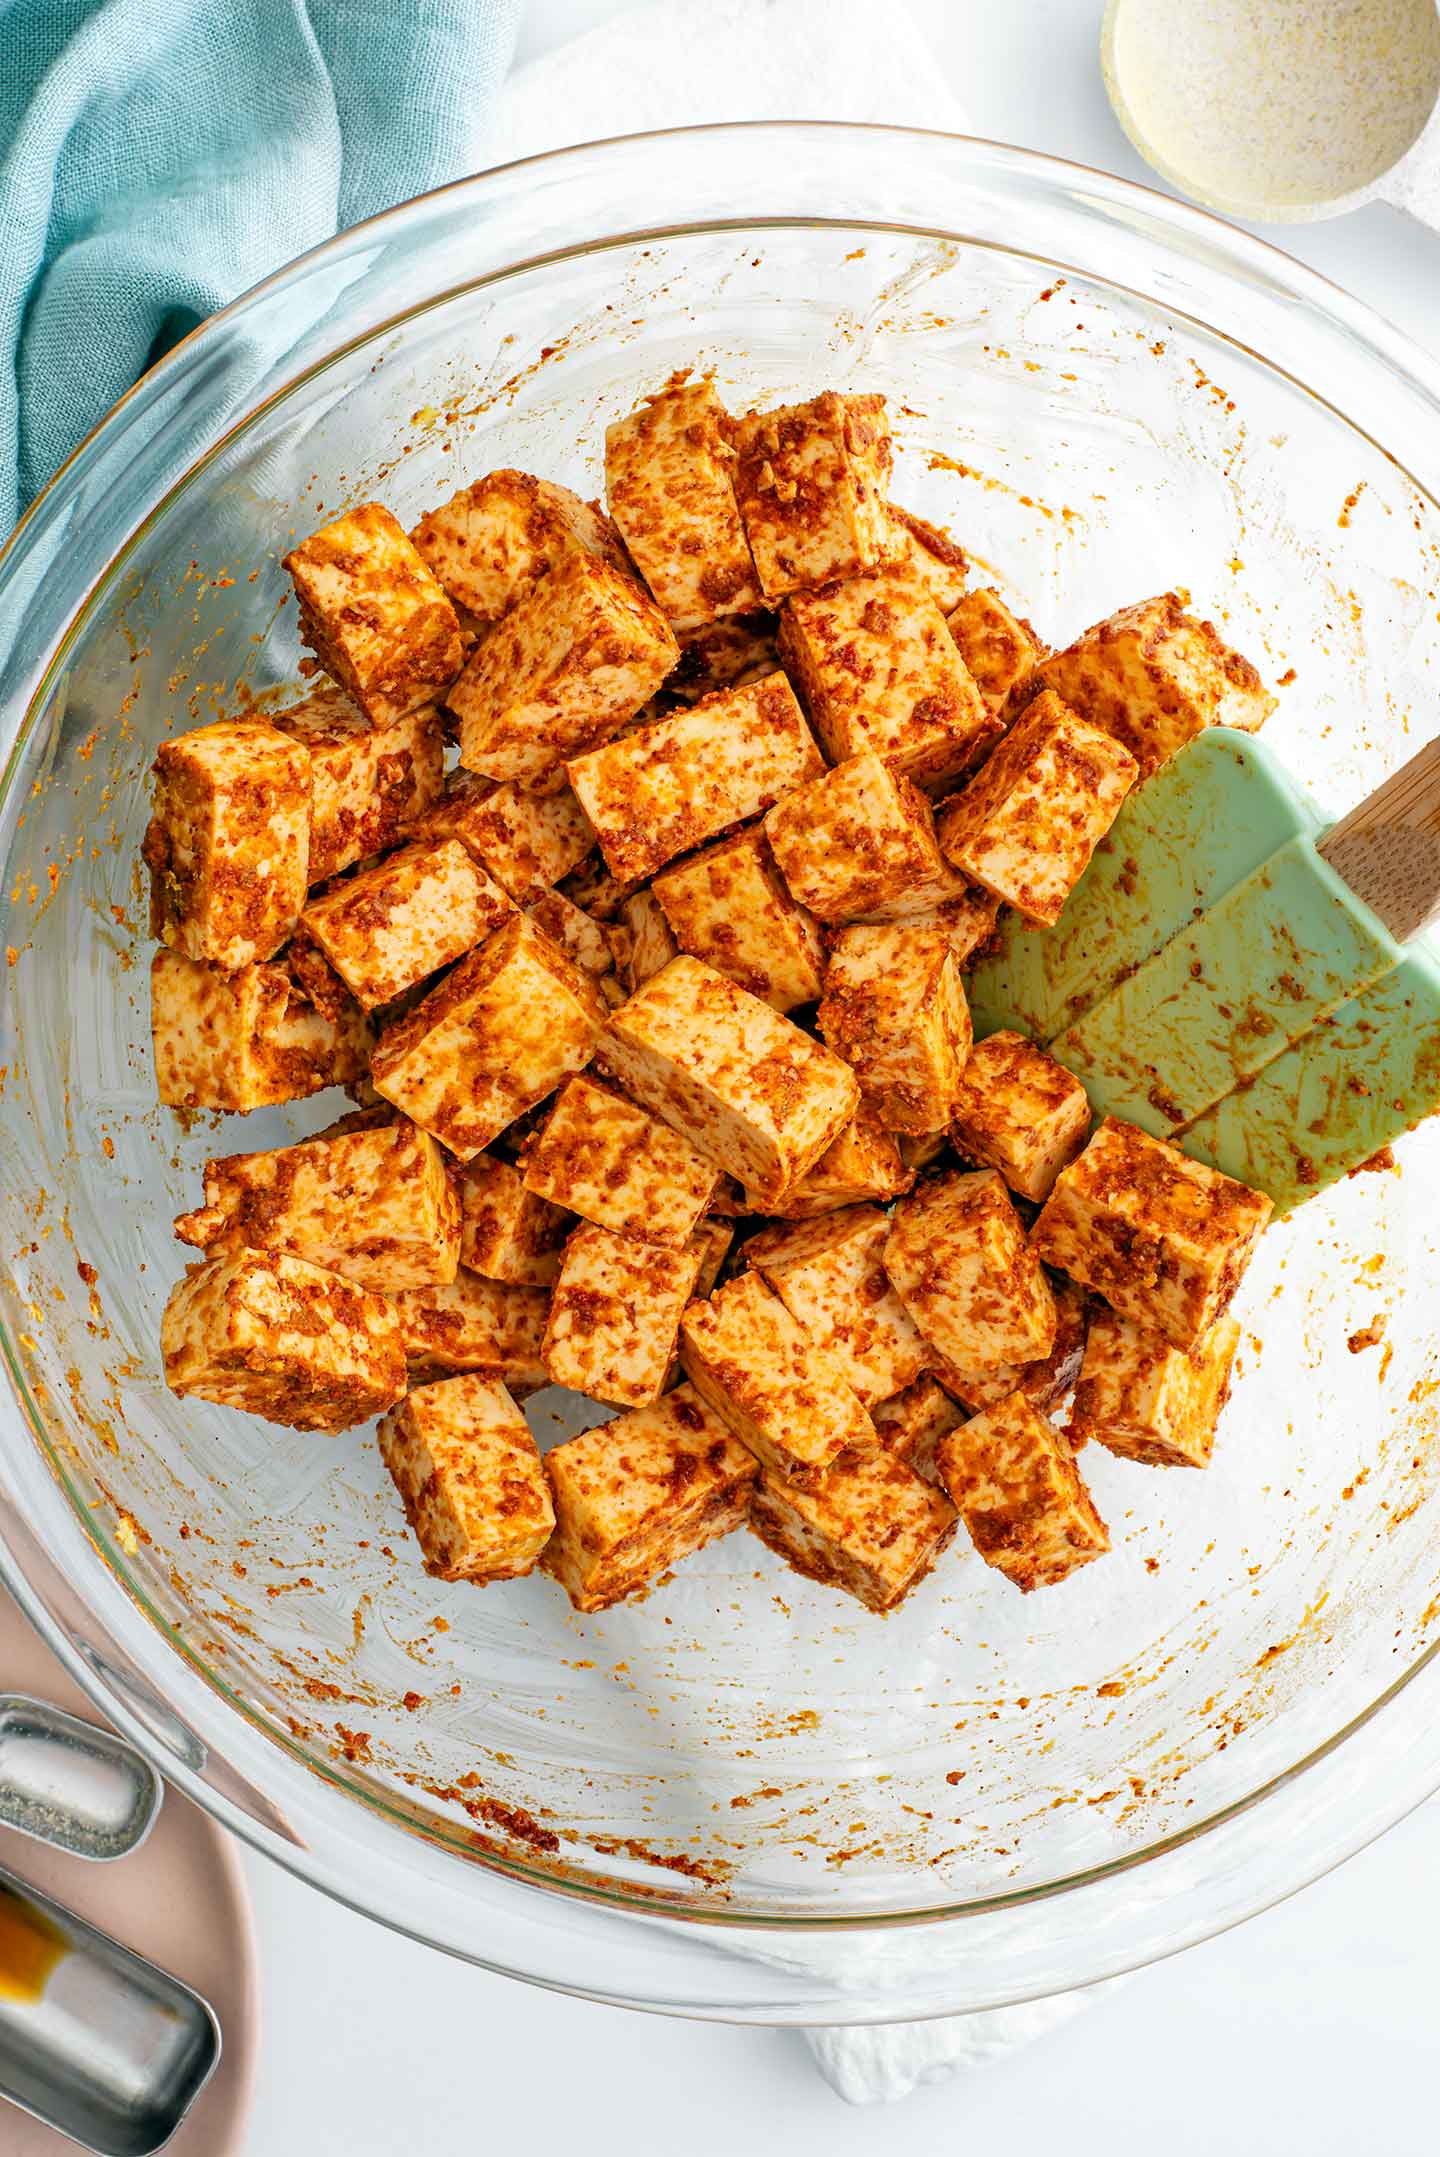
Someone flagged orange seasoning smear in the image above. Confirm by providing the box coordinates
[0,1881,66,2003]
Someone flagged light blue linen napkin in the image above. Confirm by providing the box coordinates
[0,0,520,530]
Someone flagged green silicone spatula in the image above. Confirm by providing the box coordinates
[967,727,1440,1213]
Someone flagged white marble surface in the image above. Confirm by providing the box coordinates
[237,3,1440,2146]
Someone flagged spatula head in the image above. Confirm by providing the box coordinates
[968,729,1433,1212]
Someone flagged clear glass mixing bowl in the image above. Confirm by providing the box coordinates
[2,125,1440,2024]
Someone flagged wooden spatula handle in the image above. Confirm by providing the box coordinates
[1318,734,1440,942]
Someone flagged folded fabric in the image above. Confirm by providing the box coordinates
[0,0,520,529]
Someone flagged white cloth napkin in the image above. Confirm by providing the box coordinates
[491,0,1112,2103]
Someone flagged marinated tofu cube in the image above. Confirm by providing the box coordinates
[410,469,628,626]
[388,1269,550,1387]
[668,611,779,704]
[747,1111,913,1217]
[652,825,825,1012]
[567,672,822,884]
[935,1392,1109,1591]
[523,1072,716,1247]
[1030,1117,1271,1350]
[284,502,463,727]
[947,588,1044,718]
[932,1276,1089,1415]
[860,882,1002,958]
[150,949,371,1112]
[1035,592,1277,777]
[764,753,950,922]
[950,1031,1092,1202]
[749,1445,957,1613]
[881,504,970,614]
[447,548,679,783]
[143,718,311,968]
[870,1376,966,1483]
[679,1270,874,1482]
[458,1154,570,1285]
[778,570,999,790]
[607,889,679,993]
[542,1385,757,1612]
[818,923,973,1135]
[525,889,617,986]
[299,837,514,1010]
[744,1204,928,1403]
[598,955,859,1203]
[731,391,893,600]
[558,854,642,922]
[604,376,762,629]
[1070,1307,1240,1468]
[370,913,604,1160]
[273,686,444,885]
[412,767,596,904]
[173,1113,460,1292]
[542,1222,705,1405]
[936,690,1139,927]
[690,1219,735,1300]
[161,1248,405,1434]
[884,1168,1058,1369]
[378,1375,554,1583]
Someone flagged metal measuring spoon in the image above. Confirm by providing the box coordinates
[0,1695,161,1862]
[1103,0,1440,227]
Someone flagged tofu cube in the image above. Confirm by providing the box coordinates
[604,376,763,628]
[525,889,617,986]
[273,686,444,885]
[412,767,596,904]
[669,611,779,704]
[446,548,679,783]
[860,882,1002,959]
[542,1222,705,1406]
[173,1114,459,1291]
[679,1270,875,1481]
[764,753,951,922]
[652,825,825,1012]
[818,924,973,1135]
[523,1073,716,1247]
[378,1375,554,1583]
[884,1168,1058,1369]
[566,672,822,884]
[143,718,310,968]
[870,1376,966,1483]
[950,1031,1092,1202]
[778,571,1000,790]
[746,1111,912,1217]
[542,1385,757,1611]
[150,949,371,1112]
[690,1220,735,1300]
[1035,592,1277,777]
[299,837,514,1010]
[598,955,859,1202]
[882,504,971,614]
[558,854,642,921]
[731,391,893,600]
[161,1248,405,1434]
[932,1275,1089,1415]
[370,913,604,1160]
[1030,1117,1272,1350]
[1070,1307,1240,1468]
[947,588,1044,718]
[936,1393,1108,1591]
[388,1269,550,1387]
[607,889,679,994]
[283,502,463,727]
[744,1204,928,1403]
[936,690,1139,926]
[749,1446,957,1613]
[410,469,628,625]
[458,1154,570,1285]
